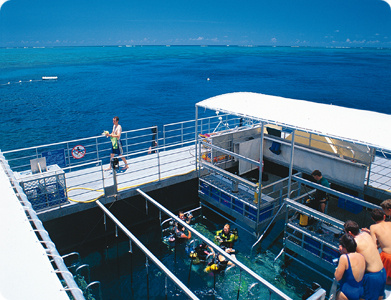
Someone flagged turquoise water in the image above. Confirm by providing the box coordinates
[75,211,327,300]
[1,46,391,151]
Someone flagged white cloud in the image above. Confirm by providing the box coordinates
[271,38,277,43]
[189,37,204,41]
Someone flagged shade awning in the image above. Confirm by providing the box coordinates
[196,92,391,152]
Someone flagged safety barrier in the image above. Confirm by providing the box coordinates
[0,157,85,300]
[137,188,293,300]
[95,200,200,300]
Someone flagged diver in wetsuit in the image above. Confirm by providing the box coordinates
[215,224,238,248]
[204,247,236,274]
[190,242,215,264]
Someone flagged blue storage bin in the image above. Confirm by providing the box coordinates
[199,181,210,195]
[323,245,339,263]
[259,205,272,221]
[304,235,321,256]
[211,187,220,201]
[232,198,244,214]
[338,197,363,214]
[221,192,231,207]
[245,204,257,221]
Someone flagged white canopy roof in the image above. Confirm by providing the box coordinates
[196,92,391,152]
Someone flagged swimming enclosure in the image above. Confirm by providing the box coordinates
[3,103,391,299]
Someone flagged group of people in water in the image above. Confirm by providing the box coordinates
[167,212,239,275]
[335,199,391,300]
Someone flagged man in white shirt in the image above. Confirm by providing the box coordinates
[105,116,129,170]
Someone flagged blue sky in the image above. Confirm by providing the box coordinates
[0,0,390,47]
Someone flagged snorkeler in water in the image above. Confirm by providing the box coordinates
[190,242,215,264]
[204,247,236,274]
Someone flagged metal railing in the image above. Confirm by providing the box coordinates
[137,188,293,300]
[3,114,240,172]
[95,200,199,300]
[0,156,85,300]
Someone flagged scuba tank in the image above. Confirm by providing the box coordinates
[232,228,239,242]
[168,234,176,247]
[189,250,200,264]
[299,214,309,226]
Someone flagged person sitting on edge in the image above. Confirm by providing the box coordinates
[310,170,330,213]
[334,233,366,300]
[380,199,391,221]
[344,220,386,300]
[370,208,391,285]
[215,224,236,248]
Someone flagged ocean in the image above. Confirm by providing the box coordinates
[2,46,391,299]
[1,46,390,152]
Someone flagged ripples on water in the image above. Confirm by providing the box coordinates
[77,215,318,300]
[1,46,391,151]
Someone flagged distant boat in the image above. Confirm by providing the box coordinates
[42,76,58,80]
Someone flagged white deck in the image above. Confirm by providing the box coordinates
[66,145,197,203]
[0,165,69,299]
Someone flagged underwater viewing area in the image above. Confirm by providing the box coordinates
[2,92,391,300]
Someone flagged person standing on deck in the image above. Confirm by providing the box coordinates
[334,234,365,300]
[105,116,129,171]
[311,170,330,213]
[369,208,391,285]
[380,199,391,221]
[344,220,386,300]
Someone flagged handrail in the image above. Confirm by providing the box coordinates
[285,198,345,229]
[14,193,84,298]
[292,175,381,210]
[251,202,286,254]
[137,188,293,300]
[95,200,199,300]
[0,156,85,300]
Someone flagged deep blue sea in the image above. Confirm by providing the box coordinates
[1,46,390,152]
[2,46,391,299]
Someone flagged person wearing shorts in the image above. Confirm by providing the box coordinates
[105,116,128,170]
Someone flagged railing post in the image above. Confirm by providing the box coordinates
[163,125,166,151]
[181,123,184,146]
[66,143,71,167]
[125,131,129,154]
[96,137,100,162]
[256,122,265,230]
[287,130,296,198]
[195,106,199,172]
[156,127,161,180]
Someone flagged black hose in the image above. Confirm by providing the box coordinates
[130,251,134,298]
[237,269,242,300]
[146,257,150,300]
[187,258,193,284]
[213,271,216,300]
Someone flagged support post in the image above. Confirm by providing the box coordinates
[287,130,296,198]
[256,122,265,230]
